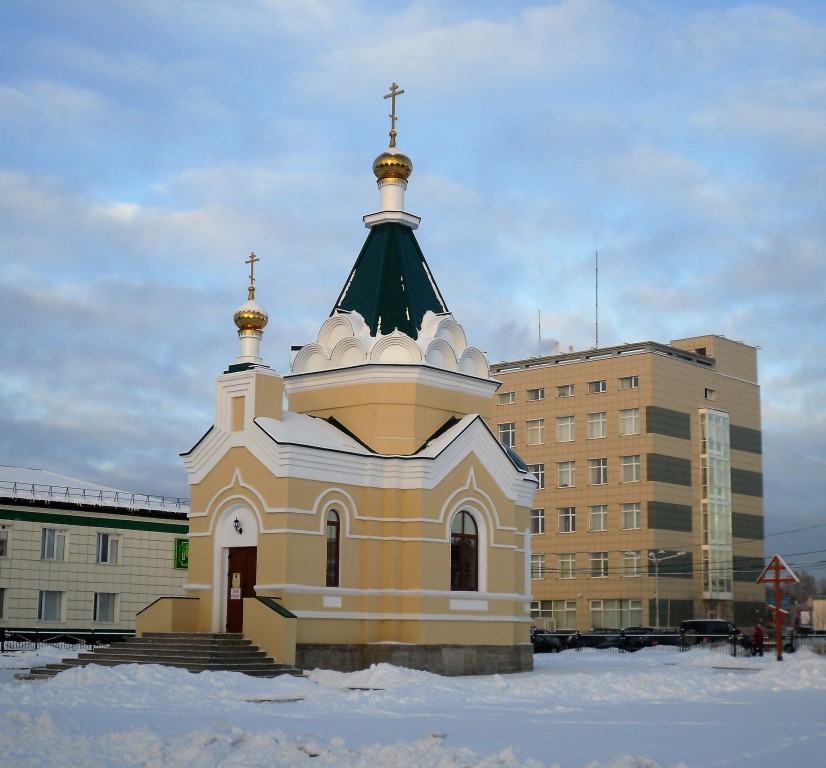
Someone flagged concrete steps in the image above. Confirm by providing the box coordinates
[16,632,303,680]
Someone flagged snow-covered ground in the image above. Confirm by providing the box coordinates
[1,646,824,767]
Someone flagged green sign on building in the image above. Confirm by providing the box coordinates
[174,538,189,569]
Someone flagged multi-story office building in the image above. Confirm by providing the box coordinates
[489,335,765,631]
[0,465,188,631]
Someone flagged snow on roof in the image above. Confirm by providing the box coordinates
[0,464,189,515]
[254,411,373,454]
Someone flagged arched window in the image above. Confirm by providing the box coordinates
[450,511,478,591]
[326,510,340,587]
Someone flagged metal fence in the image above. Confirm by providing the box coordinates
[0,628,134,653]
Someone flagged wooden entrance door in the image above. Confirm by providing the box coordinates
[226,546,257,633]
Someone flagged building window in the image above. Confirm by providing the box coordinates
[704,388,716,401]
[621,502,641,530]
[531,508,545,535]
[588,457,608,485]
[556,384,575,398]
[326,510,340,587]
[531,553,546,579]
[527,387,545,401]
[619,375,639,390]
[587,379,607,394]
[590,598,642,629]
[619,407,640,436]
[450,511,478,591]
[587,412,607,439]
[590,551,609,578]
[0,587,5,619]
[498,391,515,405]
[96,533,120,564]
[38,591,63,622]
[622,550,641,577]
[556,415,575,442]
[93,592,117,623]
[40,528,66,561]
[557,507,576,533]
[498,422,516,448]
[558,553,576,580]
[0,529,7,557]
[531,599,576,630]
[620,455,641,483]
[557,461,576,488]
[589,504,608,532]
[526,418,545,446]
[527,463,545,489]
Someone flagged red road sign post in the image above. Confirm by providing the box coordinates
[756,555,799,661]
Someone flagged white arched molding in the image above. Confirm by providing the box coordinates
[292,343,329,373]
[446,500,490,594]
[370,332,422,364]
[424,338,458,371]
[434,316,467,354]
[317,314,356,350]
[459,347,490,378]
[330,336,368,368]
[312,487,357,537]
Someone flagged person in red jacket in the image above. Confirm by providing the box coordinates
[752,623,765,656]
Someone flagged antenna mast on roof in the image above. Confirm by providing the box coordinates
[594,233,599,349]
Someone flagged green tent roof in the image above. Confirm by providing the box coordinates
[331,222,449,339]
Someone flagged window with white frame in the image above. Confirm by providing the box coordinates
[619,407,640,435]
[96,532,120,565]
[498,422,516,448]
[622,550,641,577]
[526,418,545,446]
[587,411,607,439]
[556,384,575,398]
[590,598,642,629]
[38,590,63,622]
[619,375,639,390]
[498,391,516,406]
[527,463,545,489]
[558,553,576,580]
[621,502,641,530]
[557,461,576,488]
[588,457,608,485]
[531,599,577,630]
[0,528,7,557]
[40,528,66,561]
[531,508,545,535]
[589,504,608,532]
[527,387,545,401]
[556,415,575,442]
[620,455,641,483]
[704,387,716,401]
[93,592,117,623]
[590,551,609,578]
[587,379,607,394]
[531,553,546,579]
[557,507,576,533]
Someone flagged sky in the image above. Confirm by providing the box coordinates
[2,645,826,767]
[1,1,825,573]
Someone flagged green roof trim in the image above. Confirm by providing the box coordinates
[332,222,449,339]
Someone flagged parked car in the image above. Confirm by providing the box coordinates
[679,619,748,648]
[530,627,562,653]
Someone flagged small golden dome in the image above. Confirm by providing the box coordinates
[234,296,268,332]
[373,148,413,181]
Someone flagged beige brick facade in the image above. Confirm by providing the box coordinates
[489,335,765,631]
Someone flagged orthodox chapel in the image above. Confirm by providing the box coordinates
[139,86,537,675]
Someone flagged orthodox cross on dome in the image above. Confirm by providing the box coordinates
[245,251,259,299]
[383,82,404,148]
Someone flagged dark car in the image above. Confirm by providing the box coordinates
[530,627,562,653]
[679,619,748,648]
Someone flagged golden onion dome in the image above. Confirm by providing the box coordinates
[373,148,413,182]
[233,293,268,332]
